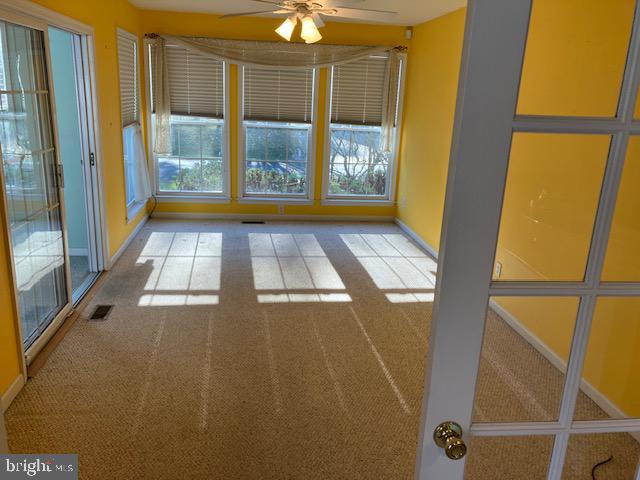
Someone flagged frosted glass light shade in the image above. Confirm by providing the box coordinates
[275,16,297,41]
[301,15,322,44]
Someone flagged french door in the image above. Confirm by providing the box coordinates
[417,0,640,479]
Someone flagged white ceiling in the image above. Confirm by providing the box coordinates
[128,0,466,26]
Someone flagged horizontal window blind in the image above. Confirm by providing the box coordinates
[117,32,138,127]
[151,44,225,118]
[243,66,314,123]
[330,54,388,126]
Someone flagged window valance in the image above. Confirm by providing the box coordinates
[146,34,404,70]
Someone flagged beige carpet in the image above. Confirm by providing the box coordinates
[5,220,639,479]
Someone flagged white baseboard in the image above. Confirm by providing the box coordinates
[1,374,24,412]
[108,215,149,270]
[395,217,638,437]
[394,217,439,259]
[152,211,395,223]
[68,248,89,257]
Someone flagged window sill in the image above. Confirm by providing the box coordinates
[126,200,147,223]
[237,196,314,206]
[321,198,395,207]
[155,195,231,204]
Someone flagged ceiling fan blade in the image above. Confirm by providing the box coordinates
[321,0,364,7]
[249,0,284,5]
[220,9,290,19]
[335,6,398,15]
[325,6,398,22]
[311,12,326,28]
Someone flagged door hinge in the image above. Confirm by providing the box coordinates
[89,152,96,166]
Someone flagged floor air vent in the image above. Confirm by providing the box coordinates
[242,221,265,224]
[90,305,113,320]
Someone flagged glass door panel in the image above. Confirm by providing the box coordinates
[575,297,640,421]
[562,433,640,479]
[493,133,609,282]
[0,20,68,348]
[517,0,633,117]
[602,136,640,281]
[473,297,579,423]
[465,436,555,479]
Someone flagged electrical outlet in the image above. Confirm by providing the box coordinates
[400,194,407,208]
[277,205,285,215]
[494,261,503,279]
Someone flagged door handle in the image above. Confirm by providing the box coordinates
[55,163,65,189]
[433,421,467,460]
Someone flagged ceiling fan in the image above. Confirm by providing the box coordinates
[219,0,398,44]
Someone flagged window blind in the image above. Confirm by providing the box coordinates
[243,66,314,123]
[151,44,224,118]
[330,54,388,126]
[117,32,138,127]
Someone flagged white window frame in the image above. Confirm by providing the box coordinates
[237,65,319,205]
[116,27,145,221]
[321,59,406,206]
[142,38,231,204]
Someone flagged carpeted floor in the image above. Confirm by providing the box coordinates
[5,220,639,479]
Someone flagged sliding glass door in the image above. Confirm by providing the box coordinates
[0,19,69,349]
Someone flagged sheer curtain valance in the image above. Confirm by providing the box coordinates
[147,34,403,69]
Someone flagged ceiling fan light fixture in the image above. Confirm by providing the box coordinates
[300,15,322,44]
[275,15,297,41]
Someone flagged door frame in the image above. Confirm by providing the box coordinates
[415,0,640,479]
[0,0,108,370]
[0,412,7,453]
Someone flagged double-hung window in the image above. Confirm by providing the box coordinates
[117,29,147,219]
[240,66,316,199]
[149,42,227,196]
[325,53,404,201]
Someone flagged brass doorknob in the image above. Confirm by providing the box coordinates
[433,421,467,460]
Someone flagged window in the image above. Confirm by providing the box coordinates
[325,54,404,201]
[117,29,147,218]
[241,66,316,199]
[149,42,227,196]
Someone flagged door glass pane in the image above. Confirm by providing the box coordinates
[49,27,96,297]
[517,0,633,117]
[562,433,640,479]
[575,297,640,421]
[465,435,554,479]
[602,136,640,281]
[473,297,578,422]
[493,133,609,281]
[0,20,68,348]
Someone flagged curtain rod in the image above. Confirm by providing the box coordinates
[143,33,407,51]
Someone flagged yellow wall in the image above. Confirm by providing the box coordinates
[0,204,21,398]
[396,8,465,248]
[139,10,407,219]
[0,0,147,397]
[398,0,640,417]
